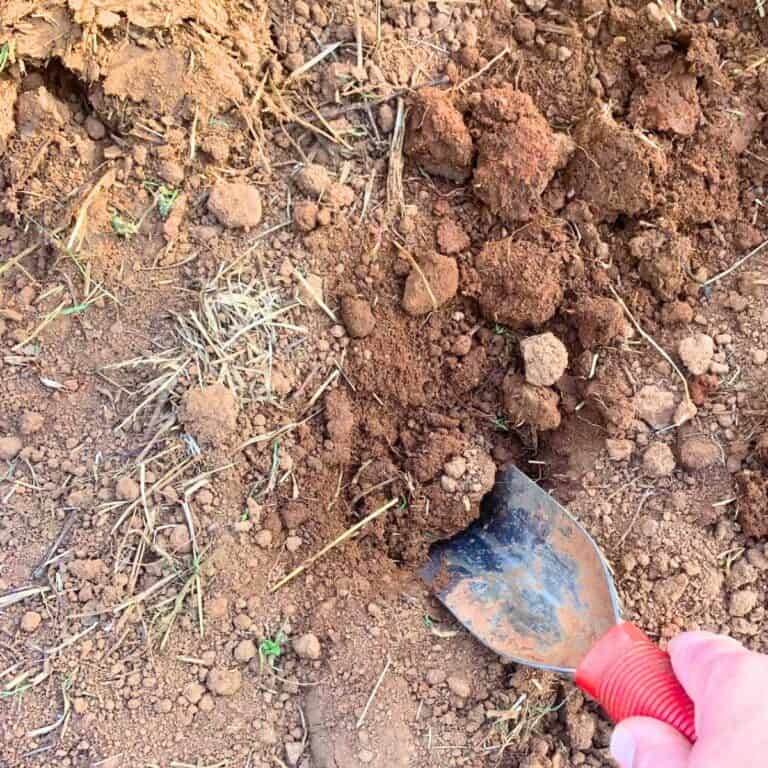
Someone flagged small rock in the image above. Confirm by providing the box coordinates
[19,411,44,435]
[115,476,140,501]
[199,693,215,712]
[233,613,252,631]
[326,182,355,208]
[727,559,758,589]
[606,439,633,461]
[752,349,768,365]
[426,669,446,686]
[293,200,318,233]
[260,724,279,744]
[293,633,321,660]
[729,589,758,617]
[156,698,173,713]
[452,334,472,356]
[169,524,192,553]
[679,437,720,471]
[358,750,375,764]
[378,103,395,133]
[285,535,302,553]
[513,15,536,43]
[184,681,206,704]
[285,742,304,766]
[524,0,547,11]
[207,181,262,229]
[73,697,88,715]
[653,573,689,607]
[84,115,106,140]
[208,596,229,618]
[20,611,42,633]
[520,332,568,387]
[635,385,676,428]
[747,548,768,571]
[643,443,676,477]
[96,9,121,27]
[678,334,714,376]
[565,710,596,750]
[0,436,22,460]
[234,639,257,663]
[206,667,242,697]
[158,159,184,186]
[401,253,458,316]
[255,529,273,548]
[440,475,458,493]
[444,456,467,479]
[447,675,471,698]
[340,297,375,338]
[296,164,330,197]
[436,220,470,255]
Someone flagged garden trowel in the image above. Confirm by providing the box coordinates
[422,464,697,742]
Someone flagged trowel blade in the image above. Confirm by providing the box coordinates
[422,465,621,674]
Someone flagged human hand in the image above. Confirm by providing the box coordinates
[610,631,768,767]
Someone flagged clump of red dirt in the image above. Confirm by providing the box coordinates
[565,107,667,220]
[404,87,473,182]
[574,297,625,349]
[471,86,574,223]
[629,225,692,301]
[466,225,568,328]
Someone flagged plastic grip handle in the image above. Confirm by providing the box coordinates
[575,622,696,742]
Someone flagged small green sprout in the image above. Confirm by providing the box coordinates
[259,630,286,669]
[111,213,137,238]
[493,416,511,432]
[144,180,179,220]
[422,613,435,629]
[0,41,14,73]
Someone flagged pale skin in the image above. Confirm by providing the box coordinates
[610,631,768,768]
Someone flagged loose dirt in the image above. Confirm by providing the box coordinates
[2,0,768,766]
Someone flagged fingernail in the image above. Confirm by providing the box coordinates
[610,726,636,768]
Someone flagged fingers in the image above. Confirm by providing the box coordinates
[668,631,746,703]
[611,717,692,768]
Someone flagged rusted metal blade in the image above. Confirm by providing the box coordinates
[422,465,621,673]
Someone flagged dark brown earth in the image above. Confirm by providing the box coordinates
[2,1,768,767]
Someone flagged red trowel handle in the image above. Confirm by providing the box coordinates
[575,622,696,742]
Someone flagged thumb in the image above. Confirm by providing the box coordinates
[610,717,692,768]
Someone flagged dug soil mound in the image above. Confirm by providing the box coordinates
[2,0,768,766]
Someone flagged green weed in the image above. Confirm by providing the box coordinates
[144,180,179,220]
[0,41,15,73]
[259,631,286,669]
[493,416,511,432]
[110,213,137,238]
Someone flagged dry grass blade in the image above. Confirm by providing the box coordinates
[454,46,511,91]
[356,657,391,728]
[27,678,72,737]
[286,42,342,82]
[702,236,768,286]
[608,284,691,406]
[387,98,406,217]
[239,410,320,450]
[104,270,305,431]
[67,169,117,253]
[0,585,50,610]
[271,498,399,592]
[293,269,337,321]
